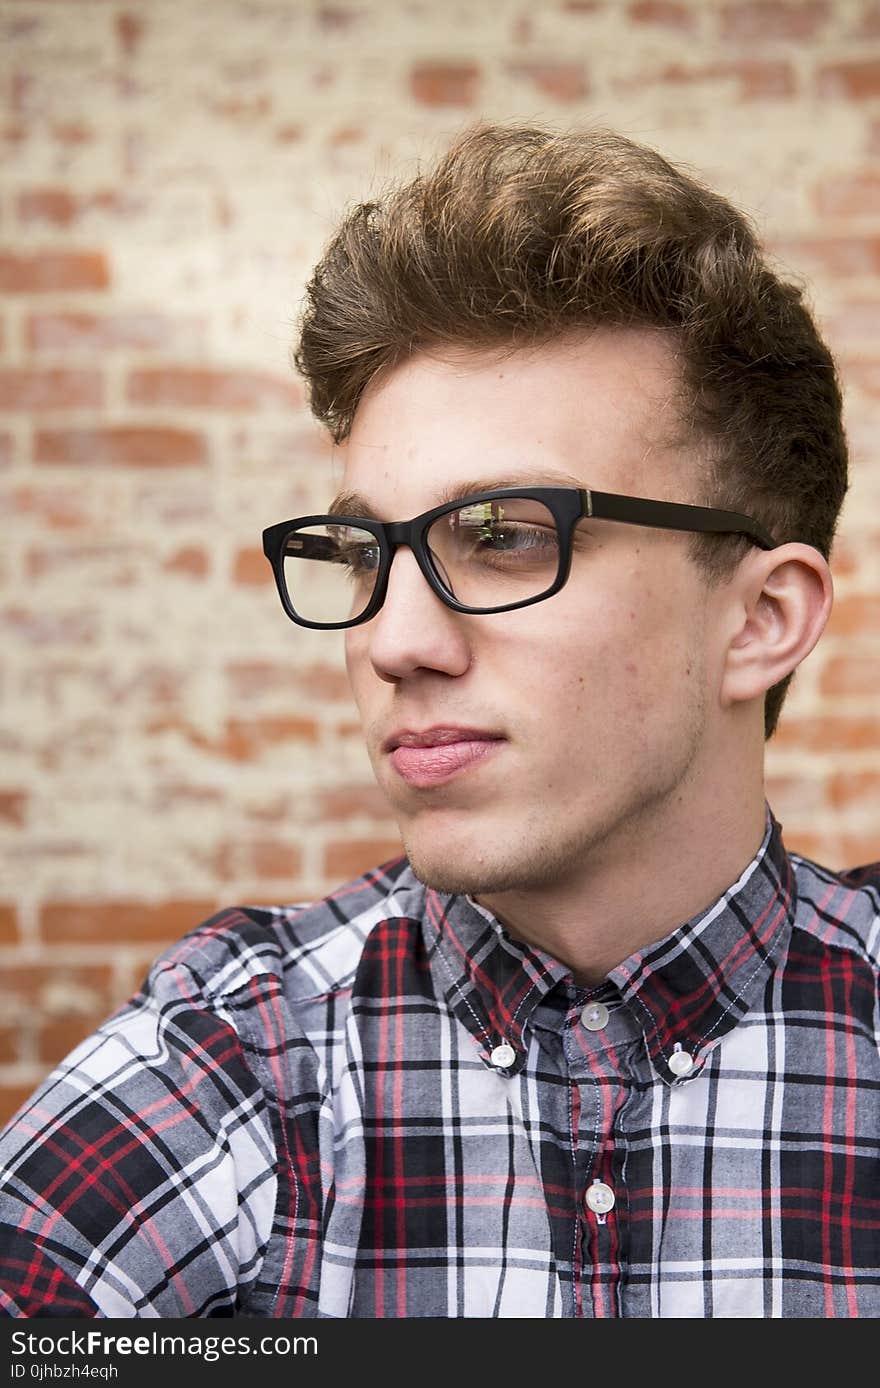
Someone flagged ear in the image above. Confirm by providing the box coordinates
[718,543,834,709]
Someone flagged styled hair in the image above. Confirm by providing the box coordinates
[294,123,848,739]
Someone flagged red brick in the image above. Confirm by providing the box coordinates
[814,171,880,218]
[505,61,589,101]
[824,593,880,637]
[817,59,880,100]
[163,546,209,577]
[40,900,215,945]
[224,660,351,702]
[53,123,93,145]
[770,235,880,277]
[0,905,17,943]
[0,250,109,292]
[35,427,207,466]
[646,59,796,99]
[772,715,880,753]
[825,529,876,580]
[318,784,393,820]
[0,369,102,411]
[819,653,880,697]
[0,484,91,529]
[763,771,828,820]
[247,841,304,879]
[144,714,319,760]
[128,367,300,411]
[1,962,114,1005]
[629,1,696,28]
[719,1,830,39]
[327,126,363,147]
[17,189,77,226]
[0,1027,18,1065]
[0,1087,42,1130]
[229,716,320,755]
[233,548,273,584]
[210,95,272,121]
[857,2,880,37]
[194,841,237,883]
[10,71,34,117]
[238,793,287,826]
[784,830,880,868]
[317,6,358,27]
[27,311,192,351]
[116,11,144,58]
[0,125,26,152]
[0,791,27,826]
[829,769,880,813]
[334,719,363,739]
[410,62,481,106]
[323,837,405,881]
[38,1015,105,1066]
[153,781,226,810]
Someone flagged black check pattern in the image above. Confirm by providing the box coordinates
[0,802,878,1318]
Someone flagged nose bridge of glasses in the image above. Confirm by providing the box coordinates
[380,515,451,594]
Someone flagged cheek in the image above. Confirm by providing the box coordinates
[343,633,368,702]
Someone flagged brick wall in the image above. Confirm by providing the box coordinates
[1,0,878,1127]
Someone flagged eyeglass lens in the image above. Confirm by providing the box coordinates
[280,496,561,624]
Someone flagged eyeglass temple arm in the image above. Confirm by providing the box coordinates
[584,490,777,550]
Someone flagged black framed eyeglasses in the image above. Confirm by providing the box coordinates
[261,486,778,631]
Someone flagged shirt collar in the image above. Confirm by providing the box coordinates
[608,801,796,1082]
[420,800,797,1083]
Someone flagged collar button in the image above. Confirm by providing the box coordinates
[490,1042,516,1069]
[581,1001,609,1031]
[668,1045,694,1077]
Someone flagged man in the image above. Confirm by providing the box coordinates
[0,123,877,1319]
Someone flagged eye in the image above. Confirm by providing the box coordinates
[475,522,557,553]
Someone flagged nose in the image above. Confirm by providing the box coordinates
[360,545,472,684]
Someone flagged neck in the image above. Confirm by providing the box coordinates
[474,759,768,987]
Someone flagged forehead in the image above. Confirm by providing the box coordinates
[338,327,698,513]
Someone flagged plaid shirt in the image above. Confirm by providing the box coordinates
[1,801,878,1319]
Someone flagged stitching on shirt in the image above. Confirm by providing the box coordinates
[692,912,791,1052]
[432,925,493,1050]
[566,1046,580,1318]
[509,978,542,1033]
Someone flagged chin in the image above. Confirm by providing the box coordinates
[401,831,549,898]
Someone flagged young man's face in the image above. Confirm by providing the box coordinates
[341,328,731,897]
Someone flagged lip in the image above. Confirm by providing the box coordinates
[384,726,505,788]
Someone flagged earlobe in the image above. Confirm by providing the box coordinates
[719,544,834,708]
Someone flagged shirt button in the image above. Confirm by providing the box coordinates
[489,1042,516,1069]
[668,1046,694,1076]
[585,1180,615,1216]
[581,1001,609,1031]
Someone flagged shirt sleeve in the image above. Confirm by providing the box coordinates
[0,956,279,1317]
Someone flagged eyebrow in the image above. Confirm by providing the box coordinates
[327,470,586,520]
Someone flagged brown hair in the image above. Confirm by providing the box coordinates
[294,123,848,739]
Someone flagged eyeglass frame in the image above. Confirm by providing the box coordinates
[261,486,779,631]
